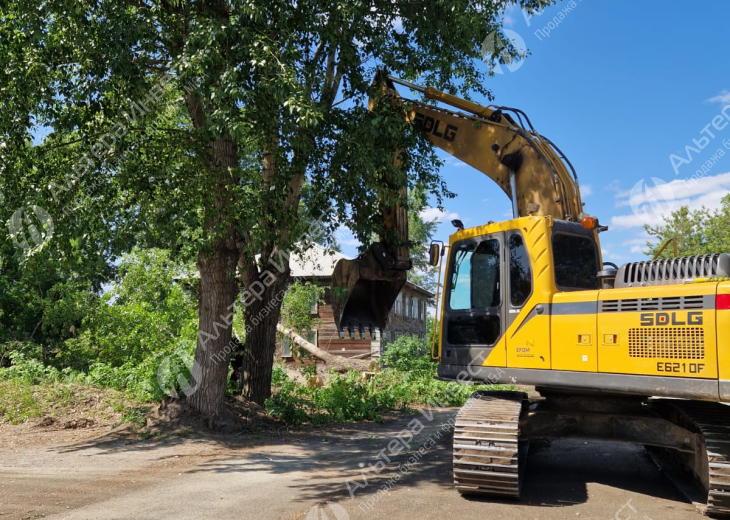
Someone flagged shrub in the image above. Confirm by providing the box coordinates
[380,334,435,376]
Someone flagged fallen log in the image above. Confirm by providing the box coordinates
[276,324,371,373]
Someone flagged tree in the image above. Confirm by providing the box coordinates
[2,0,547,422]
[407,186,439,292]
[645,195,730,258]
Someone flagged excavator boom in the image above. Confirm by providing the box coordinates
[332,73,585,335]
[388,74,584,221]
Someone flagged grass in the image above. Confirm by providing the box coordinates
[0,378,148,427]
[0,380,44,424]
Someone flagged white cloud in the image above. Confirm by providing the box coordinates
[443,156,468,168]
[707,90,730,105]
[580,184,593,197]
[420,207,459,223]
[610,171,730,229]
[502,3,521,28]
[333,226,360,247]
[604,179,622,193]
[622,238,649,246]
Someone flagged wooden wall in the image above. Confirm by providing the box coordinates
[277,278,432,363]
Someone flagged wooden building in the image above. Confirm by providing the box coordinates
[278,244,434,362]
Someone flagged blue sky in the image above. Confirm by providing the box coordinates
[337,0,730,265]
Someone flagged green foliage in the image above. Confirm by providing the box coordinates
[0,248,198,401]
[0,376,140,426]
[0,352,63,384]
[265,335,513,426]
[646,194,730,258]
[280,281,324,332]
[0,379,44,424]
[380,334,435,375]
[271,364,290,387]
[407,186,439,292]
[2,0,548,412]
[62,248,197,370]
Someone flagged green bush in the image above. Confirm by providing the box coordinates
[380,334,436,375]
[0,352,62,384]
[60,248,198,370]
[265,336,513,426]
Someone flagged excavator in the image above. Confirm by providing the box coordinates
[332,72,730,516]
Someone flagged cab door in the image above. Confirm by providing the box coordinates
[506,231,551,369]
[440,233,506,368]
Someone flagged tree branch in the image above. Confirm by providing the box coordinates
[277,323,371,372]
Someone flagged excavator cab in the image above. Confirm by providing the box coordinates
[434,217,602,374]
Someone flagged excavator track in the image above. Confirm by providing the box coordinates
[452,391,527,497]
[655,399,730,517]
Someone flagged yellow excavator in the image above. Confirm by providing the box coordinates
[332,73,730,516]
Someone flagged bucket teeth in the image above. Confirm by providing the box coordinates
[453,391,527,498]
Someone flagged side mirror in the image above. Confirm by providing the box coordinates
[428,243,440,267]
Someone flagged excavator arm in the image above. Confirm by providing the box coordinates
[389,74,583,220]
[332,73,585,335]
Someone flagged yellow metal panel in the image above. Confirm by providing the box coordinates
[449,216,549,246]
[717,282,730,381]
[484,336,507,367]
[503,218,554,369]
[507,314,551,368]
[597,284,717,379]
[551,291,598,372]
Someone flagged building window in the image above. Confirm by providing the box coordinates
[282,330,317,358]
[411,298,417,320]
[310,290,319,315]
[305,330,317,346]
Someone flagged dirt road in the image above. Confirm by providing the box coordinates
[1,409,697,520]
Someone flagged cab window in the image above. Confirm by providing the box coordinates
[552,233,599,290]
[449,239,501,310]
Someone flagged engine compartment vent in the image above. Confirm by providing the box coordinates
[615,254,730,288]
[601,295,707,312]
[628,327,704,359]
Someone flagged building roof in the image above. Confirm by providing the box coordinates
[291,243,434,297]
[289,243,349,277]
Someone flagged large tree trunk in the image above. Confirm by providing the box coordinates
[187,242,238,419]
[240,280,287,404]
[186,136,239,422]
[276,324,370,372]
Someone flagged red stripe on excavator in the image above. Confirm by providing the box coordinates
[717,294,730,310]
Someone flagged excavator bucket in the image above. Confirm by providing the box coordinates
[331,243,408,335]
[330,72,411,336]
